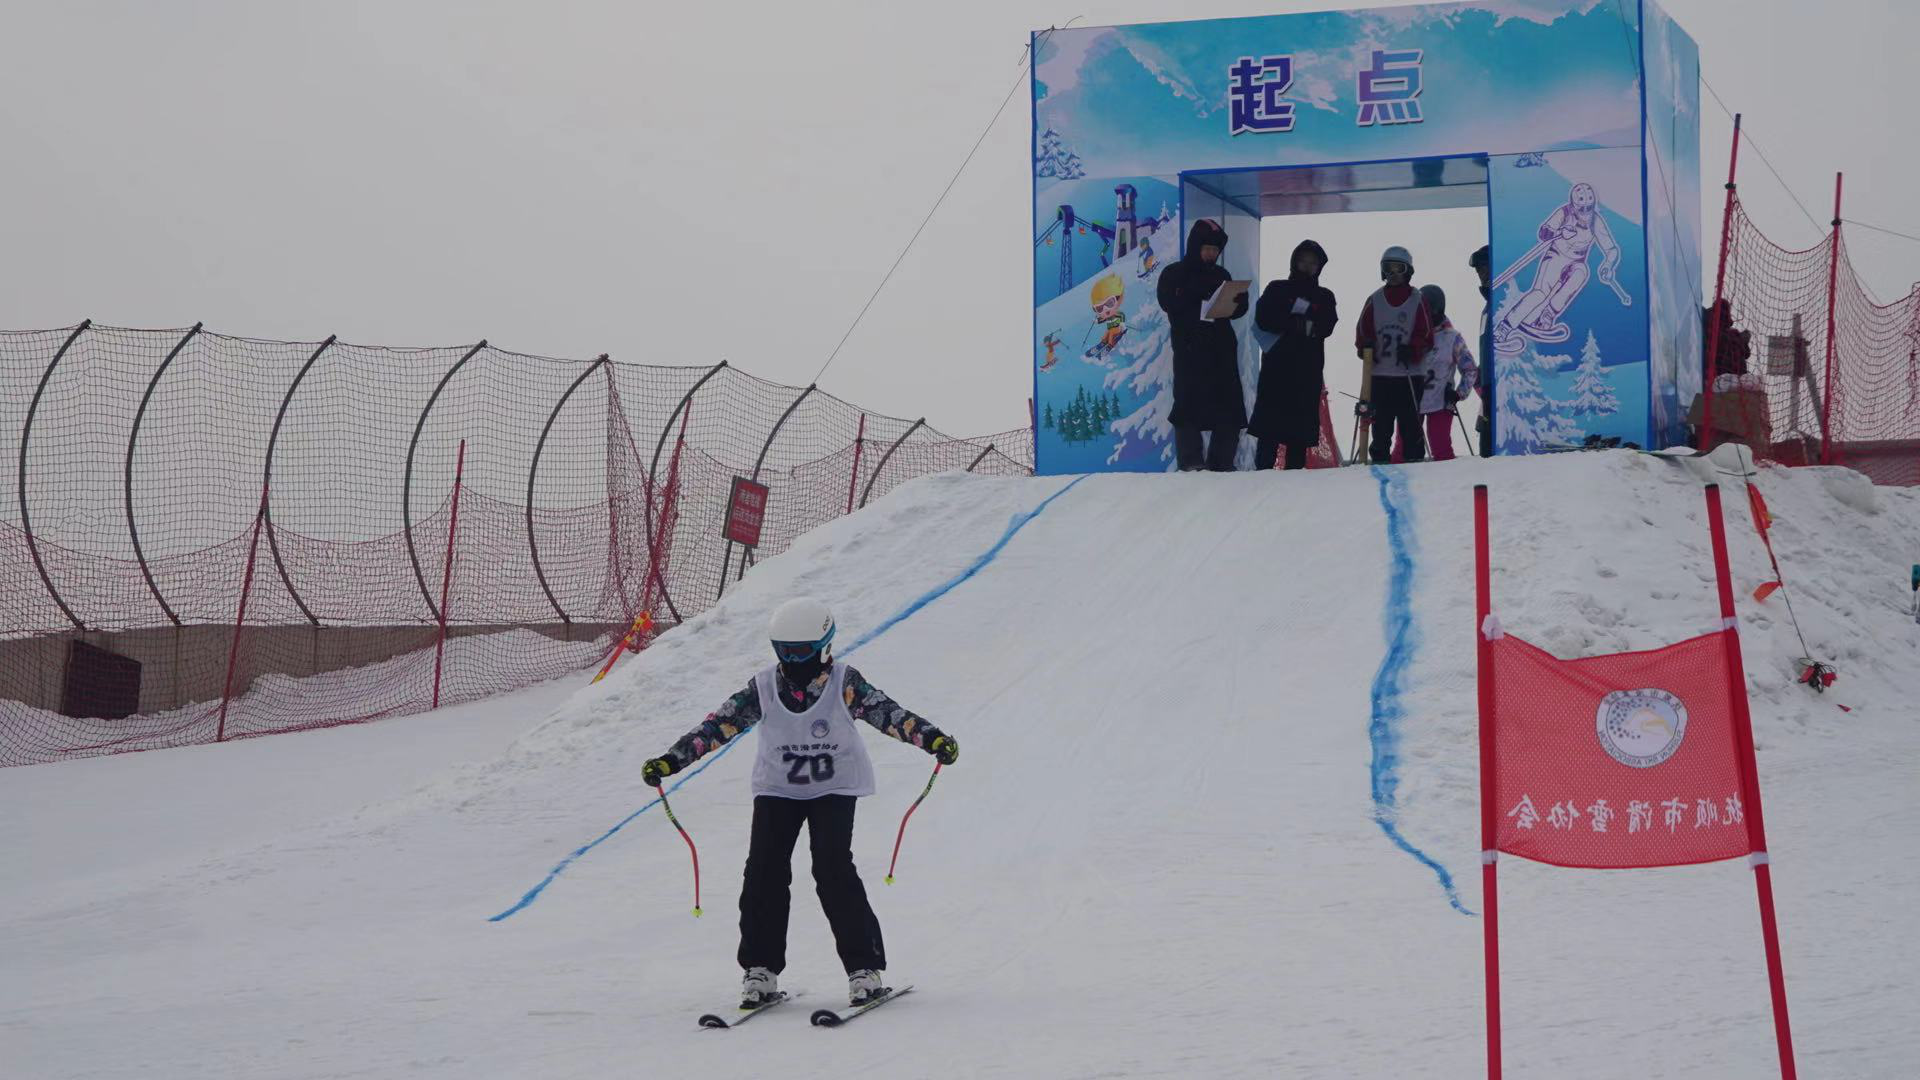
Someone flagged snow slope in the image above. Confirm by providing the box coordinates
[3,454,1916,1078]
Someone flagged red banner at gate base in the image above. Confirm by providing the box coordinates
[722,476,769,548]
[1491,630,1751,869]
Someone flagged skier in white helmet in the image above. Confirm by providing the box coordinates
[642,597,959,1010]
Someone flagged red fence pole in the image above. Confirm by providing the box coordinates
[1704,484,1797,1078]
[216,486,271,742]
[431,439,467,710]
[1699,113,1743,453]
[1473,484,1502,1080]
[1819,174,1844,466]
[845,413,867,515]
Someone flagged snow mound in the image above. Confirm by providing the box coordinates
[4,454,1916,1078]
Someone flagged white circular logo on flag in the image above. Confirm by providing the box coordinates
[1595,689,1688,768]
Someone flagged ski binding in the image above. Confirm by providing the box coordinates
[810,985,914,1027]
[699,990,795,1029]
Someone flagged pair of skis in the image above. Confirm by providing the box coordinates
[698,986,914,1029]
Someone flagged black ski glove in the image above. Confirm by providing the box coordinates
[929,734,959,766]
[642,757,678,787]
[1445,385,1462,406]
[1355,400,1374,419]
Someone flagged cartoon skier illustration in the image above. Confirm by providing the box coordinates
[1492,182,1629,355]
[1083,274,1129,362]
[1039,331,1064,372]
[1135,236,1159,279]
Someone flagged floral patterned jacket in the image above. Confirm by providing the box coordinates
[658,665,945,770]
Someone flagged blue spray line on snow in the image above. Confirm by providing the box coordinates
[488,474,1091,922]
[1368,467,1473,917]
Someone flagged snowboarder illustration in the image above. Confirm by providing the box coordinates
[1083,273,1129,361]
[1039,331,1064,372]
[641,598,959,1015]
[1491,182,1629,355]
[1135,236,1159,279]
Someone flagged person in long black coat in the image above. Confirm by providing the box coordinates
[1157,218,1249,471]
[1248,240,1339,470]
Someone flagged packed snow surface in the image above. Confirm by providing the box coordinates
[4,450,1916,1078]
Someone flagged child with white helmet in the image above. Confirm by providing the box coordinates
[1412,283,1478,461]
[643,597,958,1010]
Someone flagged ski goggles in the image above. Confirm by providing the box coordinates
[772,629,834,663]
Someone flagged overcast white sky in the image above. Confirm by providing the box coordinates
[3,0,1913,436]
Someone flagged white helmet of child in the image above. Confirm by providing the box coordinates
[769,597,836,661]
[1380,245,1414,280]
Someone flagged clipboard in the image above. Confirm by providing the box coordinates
[1203,280,1251,320]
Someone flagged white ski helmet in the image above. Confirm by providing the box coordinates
[769,597,836,663]
[1380,245,1414,281]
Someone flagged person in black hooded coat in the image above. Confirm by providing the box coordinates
[1248,240,1339,470]
[1157,218,1249,471]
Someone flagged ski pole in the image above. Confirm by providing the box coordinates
[1454,407,1477,457]
[884,762,942,885]
[654,781,702,916]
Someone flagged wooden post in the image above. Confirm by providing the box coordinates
[430,440,467,710]
[216,487,271,742]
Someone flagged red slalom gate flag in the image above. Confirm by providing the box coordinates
[1473,483,1796,1080]
[1747,483,1785,603]
[1488,630,1750,868]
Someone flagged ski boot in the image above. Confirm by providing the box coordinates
[741,967,779,1009]
[847,969,888,1007]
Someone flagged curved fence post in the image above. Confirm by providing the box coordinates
[263,334,337,627]
[964,442,996,472]
[718,383,815,600]
[527,354,610,624]
[644,360,727,624]
[858,418,925,509]
[403,339,487,622]
[124,322,204,626]
[17,319,92,631]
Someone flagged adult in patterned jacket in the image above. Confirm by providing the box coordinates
[1412,284,1479,462]
[1248,239,1339,471]
[1353,245,1436,463]
[641,597,959,1010]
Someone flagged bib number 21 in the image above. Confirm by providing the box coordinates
[783,752,836,785]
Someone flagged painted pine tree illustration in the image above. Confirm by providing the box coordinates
[1568,330,1620,416]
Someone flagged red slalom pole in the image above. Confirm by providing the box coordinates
[1818,174,1843,466]
[1473,484,1502,1080]
[655,781,702,917]
[1705,485,1798,1078]
[1700,113,1742,453]
[884,762,942,885]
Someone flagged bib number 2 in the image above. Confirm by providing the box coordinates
[783,752,836,785]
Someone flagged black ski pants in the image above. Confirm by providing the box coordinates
[1254,436,1310,471]
[739,794,885,975]
[1370,375,1426,464]
[1175,424,1240,471]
